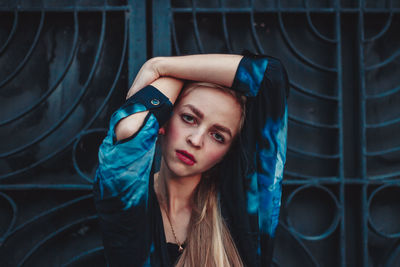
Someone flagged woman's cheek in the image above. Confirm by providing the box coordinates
[165,116,181,140]
[203,146,228,168]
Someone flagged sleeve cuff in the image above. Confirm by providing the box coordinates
[231,52,269,97]
[124,85,173,126]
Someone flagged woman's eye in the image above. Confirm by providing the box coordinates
[212,132,225,143]
[182,114,195,124]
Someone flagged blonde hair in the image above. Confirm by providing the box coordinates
[173,82,246,267]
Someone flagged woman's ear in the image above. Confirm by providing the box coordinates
[158,127,165,135]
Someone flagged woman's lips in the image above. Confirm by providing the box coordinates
[176,150,196,166]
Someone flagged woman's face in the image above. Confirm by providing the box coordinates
[161,86,242,178]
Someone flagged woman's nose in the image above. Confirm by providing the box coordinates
[187,130,204,148]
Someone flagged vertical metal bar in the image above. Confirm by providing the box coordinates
[191,0,205,53]
[153,0,171,56]
[170,12,181,55]
[128,0,147,85]
[358,0,368,265]
[219,0,232,53]
[335,0,345,265]
[249,0,264,54]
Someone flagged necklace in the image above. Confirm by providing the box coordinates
[163,206,184,252]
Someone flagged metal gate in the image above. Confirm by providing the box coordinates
[0,0,399,266]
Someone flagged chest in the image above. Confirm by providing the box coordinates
[160,207,191,245]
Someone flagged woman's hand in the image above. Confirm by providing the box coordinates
[126,58,161,99]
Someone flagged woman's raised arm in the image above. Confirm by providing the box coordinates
[127,54,243,99]
[115,76,183,141]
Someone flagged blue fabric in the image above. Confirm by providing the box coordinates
[232,55,268,97]
[94,52,289,267]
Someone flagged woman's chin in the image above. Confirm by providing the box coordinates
[164,162,201,179]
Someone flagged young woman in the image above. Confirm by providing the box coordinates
[94,51,289,267]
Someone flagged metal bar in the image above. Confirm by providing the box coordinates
[287,146,340,159]
[289,115,339,129]
[153,0,172,56]
[290,81,339,101]
[358,0,369,265]
[0,192,17,245]
[283,178,400,185]
[277,5,338,72]
[363,11,392,43]
[366,117,400,128]
[0,10,18,55]
[61,247,104,266]
[4,195,93,243]
[278,222,320,266]
[284,169,339,180]
[17,215,98,267]
[365,85,400,99]
[0,184,93,190]
[128,0,147,83]
[368,170,400,180]
[219,0,232,53]
[191,0,205,53]
[1,6,397,13]
[335,0,345,264]
[0,6,129,12]
[169,7,400,13]
[249,0,264,54]
[365,145,400,156]
[304,0,338,43]
[170,13,181,55]
[0,11,45,89]
[365,48,400,70]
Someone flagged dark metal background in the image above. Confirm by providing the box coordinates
[0,0,399,266]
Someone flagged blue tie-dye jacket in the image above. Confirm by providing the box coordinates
[94,52,289,267]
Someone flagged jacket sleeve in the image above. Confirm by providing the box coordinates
[220,51,289,267]
[93,85,172,266]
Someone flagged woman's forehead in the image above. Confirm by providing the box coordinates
[176,87,242,131]
[178,86,239,113]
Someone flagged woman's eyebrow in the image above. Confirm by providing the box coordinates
[183,104,204,119]
[213,124,232,138]
[182,104,232,137]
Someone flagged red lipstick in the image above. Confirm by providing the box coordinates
[176,150,196,166]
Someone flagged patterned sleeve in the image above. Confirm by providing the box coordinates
[93,85,172,266]
[220,51,289,267]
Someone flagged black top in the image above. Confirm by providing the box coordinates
[94,51,289,266]
[166,243,185,266]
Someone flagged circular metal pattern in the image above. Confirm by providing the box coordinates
[0,5,128,266]
[0,192,17,245]
[273,222,319,266]
[383,240,400,267]
[368,184,400,238]
[72,128,107,183]
[61,247,106,267]
[285,185,340,241]
[0,9,128,181]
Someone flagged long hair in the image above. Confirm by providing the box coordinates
[173,82,246,267]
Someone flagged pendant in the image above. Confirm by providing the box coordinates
[178,245,183,252]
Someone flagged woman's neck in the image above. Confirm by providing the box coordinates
[155,159,202,215]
